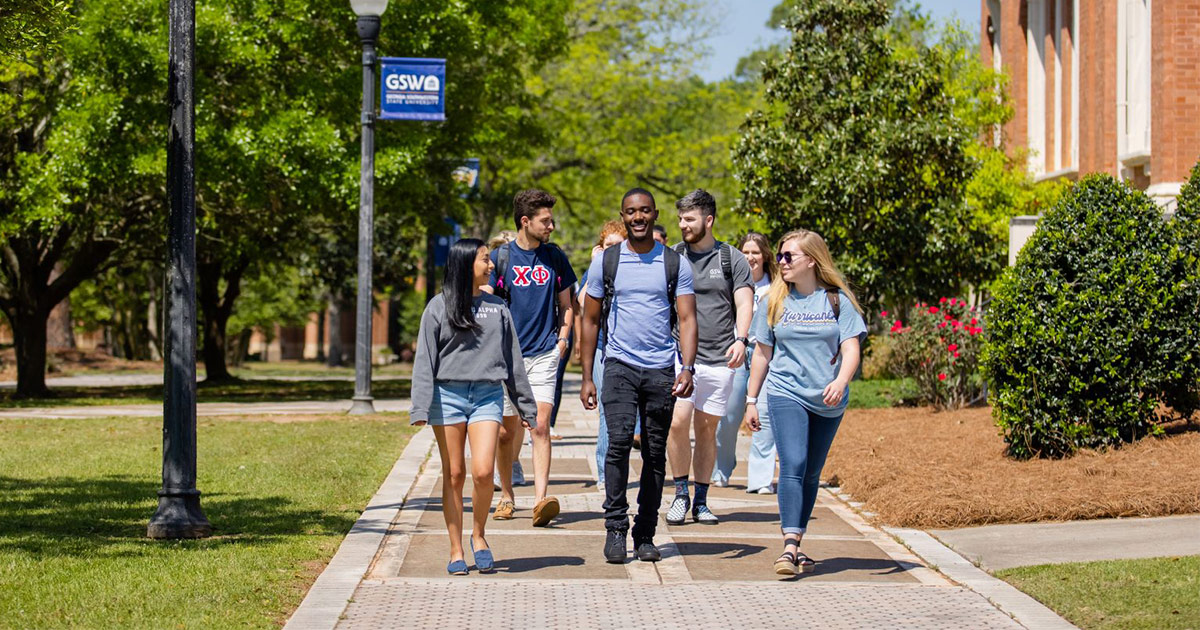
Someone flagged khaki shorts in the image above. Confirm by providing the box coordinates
[675,360,736,416]
[503,347,560,416]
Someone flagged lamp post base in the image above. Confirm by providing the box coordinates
[147,489,212,539]
[349,396,376,415]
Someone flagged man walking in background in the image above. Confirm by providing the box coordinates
[666,189,754,525]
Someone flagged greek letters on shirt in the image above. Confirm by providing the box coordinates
[473,304,502,320]
[777,308,836,327]
[510,265,552,287]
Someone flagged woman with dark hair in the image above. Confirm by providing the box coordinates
[712,232,779,493]
[411,238,537,576]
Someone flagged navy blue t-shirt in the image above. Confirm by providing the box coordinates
[489,241,577,357]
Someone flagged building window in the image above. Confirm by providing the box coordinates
[1118,0,1152,170]
[1026,0,1047,176]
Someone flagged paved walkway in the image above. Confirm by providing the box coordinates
[0,372,410,389]
[931,514,1200,571]
[289,379,1071,629]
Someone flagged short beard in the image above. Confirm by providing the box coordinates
[683,224,707,244]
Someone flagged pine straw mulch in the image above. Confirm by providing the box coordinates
[823,406,1200,529]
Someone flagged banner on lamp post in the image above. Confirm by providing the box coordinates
[380,57,446,121]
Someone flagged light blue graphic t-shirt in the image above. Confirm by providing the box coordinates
[585,241,695,369]
[750,287,867,417]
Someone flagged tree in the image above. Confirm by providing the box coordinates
[0,0,162,396]
[0,0,74,57]
[732,0,1005,314]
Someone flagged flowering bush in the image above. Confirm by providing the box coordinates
[884,297,986,409]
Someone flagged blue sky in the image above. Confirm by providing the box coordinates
[696,0,982,82]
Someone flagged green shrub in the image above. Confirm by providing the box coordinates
[883,298,986,409]
[982,173,1200,459]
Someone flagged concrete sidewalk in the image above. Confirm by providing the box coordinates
[931,515,1200,571]
[286,378,1074,630]
[0,373,411,389]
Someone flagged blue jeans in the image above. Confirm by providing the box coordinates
[713,352,777,491]
[767,392,842,535]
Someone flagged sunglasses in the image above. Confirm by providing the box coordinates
[776,252,800,265]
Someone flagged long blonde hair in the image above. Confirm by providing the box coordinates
[767,230,862,326]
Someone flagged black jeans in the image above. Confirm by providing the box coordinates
[601,358,676,541]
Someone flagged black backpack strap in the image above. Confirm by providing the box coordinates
[664,245,680,330]
[826,287,841,365]
[600,244,621,341]
[542,242,571,292]
[719,242,734,295]
[495,242,512,304]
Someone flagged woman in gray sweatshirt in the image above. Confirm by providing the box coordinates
[411,238,537,576]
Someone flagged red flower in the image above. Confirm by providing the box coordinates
[937,322,947,329]
[970,318,978,326]
[929,306,939,314]
[939,297,947,304]
[880,310,889,318]
[957,299,967,307]
[944,313,953,320]
[938,373,947,381]
[953,351,961,358]
[948,344,958,353]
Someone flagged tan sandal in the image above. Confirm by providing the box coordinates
[773,550,798,575]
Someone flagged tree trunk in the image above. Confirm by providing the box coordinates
[197,259,247,383]
[326,290,344,367]
[46,297,76,350]
[12,307,50,397]
[315,304,326,363]
[146,270,162,361]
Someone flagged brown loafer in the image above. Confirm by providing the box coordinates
[493,500,515,520]
[532,496,560,527]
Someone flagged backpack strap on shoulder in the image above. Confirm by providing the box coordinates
[719,242,734,296]
[600,244,621,341]
[495,242,512,304]
[825,286,841,365]
[664,245,681,330]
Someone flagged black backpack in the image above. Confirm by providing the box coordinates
[493,241,569,305]
[600,243,681,340]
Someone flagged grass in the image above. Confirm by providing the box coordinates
[848,377,909,409]
[998,556,1200,629]
[0,377,413,408]
[0,414,417,629]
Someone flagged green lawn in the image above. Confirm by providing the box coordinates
[998,556,1200,630]
[848,378,910,409]
[0,377,413,408]
[0,415,417,629]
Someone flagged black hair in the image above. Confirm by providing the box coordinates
[512,189,556,229]
[622,187,656,206]
[676,188,717,220]
[652,224,667,237]
[442,238,486,331]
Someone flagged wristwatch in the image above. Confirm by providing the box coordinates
[557,337,569,344]
[679,365,696,374]
[746,396,758,405]
[735,336,750,346]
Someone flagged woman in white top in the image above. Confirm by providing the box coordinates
[712,232,779,492]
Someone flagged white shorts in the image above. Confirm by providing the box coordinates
[676,360,736,416]
[503,347,560,416]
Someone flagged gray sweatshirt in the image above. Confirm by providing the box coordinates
[410,292,538,426]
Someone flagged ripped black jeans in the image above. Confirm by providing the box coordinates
[601,358,677,541]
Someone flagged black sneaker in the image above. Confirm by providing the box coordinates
[604,529,628,563]
[635,540,661,562]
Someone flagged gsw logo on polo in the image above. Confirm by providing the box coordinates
[512,265,551,287]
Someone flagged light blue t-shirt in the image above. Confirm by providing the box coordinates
[750,287,867,417]
[585,241,695,369]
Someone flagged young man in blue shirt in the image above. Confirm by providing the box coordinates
[580,188,699,563]
[488,190,577,527]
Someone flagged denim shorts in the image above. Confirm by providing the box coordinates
[427,381,504,426]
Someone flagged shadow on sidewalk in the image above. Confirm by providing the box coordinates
[494,555,585,573]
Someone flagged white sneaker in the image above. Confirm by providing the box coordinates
[711,479,728,488]
[756,485,776,495]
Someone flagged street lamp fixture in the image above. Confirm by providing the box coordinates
[348,0,388,415]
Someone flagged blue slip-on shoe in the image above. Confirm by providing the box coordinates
[471,539,495,573]
[446,559,469,576]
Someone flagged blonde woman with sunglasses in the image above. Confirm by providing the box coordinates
[743,230,866,576]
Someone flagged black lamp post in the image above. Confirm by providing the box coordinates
[349,0,388,415]
[148,0,211,539]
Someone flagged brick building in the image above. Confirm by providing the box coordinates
[982,0,1200,209]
